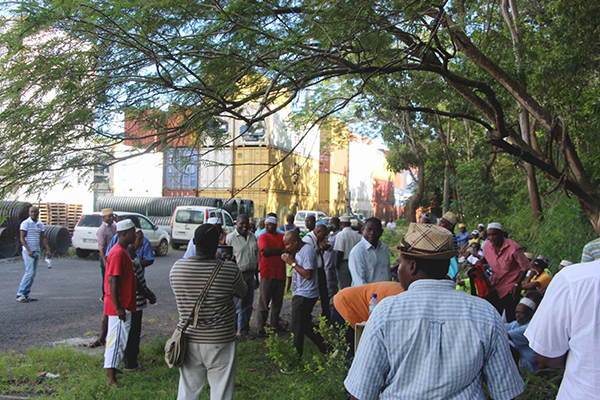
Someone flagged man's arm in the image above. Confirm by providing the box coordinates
[233,269,248,299]
[20,230,32,257]
[348,250,364,286]
[536,353,567,369]
[262,246,284,257]
[281,253,313,280]
[40,231,51,258]
[108,275,125,320]
[520,280,540,290]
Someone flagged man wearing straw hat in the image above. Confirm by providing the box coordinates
[345,223,524,400]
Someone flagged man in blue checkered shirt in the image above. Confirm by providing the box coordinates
[345,223,524,400]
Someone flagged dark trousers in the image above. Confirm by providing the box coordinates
[317,267,330,320]
[291,296,327,358]
[100,259,106,298]
[256,278,285,331]
[123,310,143,369]
[331,302,355,359]
[487,291,520,322]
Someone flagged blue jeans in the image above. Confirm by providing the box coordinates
[17,249,39,297]
[234,271,255,335]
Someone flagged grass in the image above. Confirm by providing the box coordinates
[0,335,562,399]
[0,337,347,400]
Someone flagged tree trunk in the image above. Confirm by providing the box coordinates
[403,111,425,223]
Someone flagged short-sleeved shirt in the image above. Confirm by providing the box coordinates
[106,234,154,262]
[20,217,44,252]
[345,280,524,400]
[348,238,390,286]
[226,229,259,272]
[482,238,530,298]
[170,257,247,343]
[505,321,537,372]
[333,281,404,328]
[456,231,469,246]
[97,221,117,252]
[104,244,137,315]
[581,238,600,262]
[258,231,286,280]
[525,261,600,399]
[292,244,319,298]
[531,271,552,291]
[302,231,324,269]
[323,230,339,271]
[333,227,362,260]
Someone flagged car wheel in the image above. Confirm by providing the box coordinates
[76,248,91,258]
[171,242,181,250]
[156,239,169,256]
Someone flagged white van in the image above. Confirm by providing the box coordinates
[294,210,328,231]
[170,206,235,249]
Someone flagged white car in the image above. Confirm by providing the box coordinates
[72,212,170,258]
[294,210,328,232]
[170,206,235,249]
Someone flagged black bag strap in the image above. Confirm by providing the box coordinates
[180,259,224,332]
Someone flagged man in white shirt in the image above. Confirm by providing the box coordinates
[302,224,330,320]
[226,214,259,337]
[524,260,600,399]
[16,206,51,302]
[348,218,390,286]
[333,216,362,289]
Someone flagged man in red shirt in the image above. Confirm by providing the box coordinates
[482,222,530,322]
[256,215,286,336]
[103,219,137,386]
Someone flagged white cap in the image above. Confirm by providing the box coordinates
[265,216,277,224]
[207,217,221,224]
[478,223,485,228]
[519,297,537,312]
[340,216,351,223]
[117,219,135,232]
[471,230,479,235]
[560,260,573,267]
[487,222,503,231]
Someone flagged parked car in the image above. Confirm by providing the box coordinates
[170,206,235,249]
[294,210,328,232]
[72,212,170,258]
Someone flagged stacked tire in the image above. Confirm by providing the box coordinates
[0,201,32,258]
[45,226,71,255]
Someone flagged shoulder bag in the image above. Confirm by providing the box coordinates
[165,259,224,368]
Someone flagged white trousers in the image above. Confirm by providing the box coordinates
[103,313,132,369]
[177,340,237,400]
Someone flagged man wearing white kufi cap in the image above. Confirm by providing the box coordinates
[504,295,540,373]
[482,222,530,322]
[345,223,524,400]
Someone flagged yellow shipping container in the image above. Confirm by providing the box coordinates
[234,146,270,191]
[318,172,347,216]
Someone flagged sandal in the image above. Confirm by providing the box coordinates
[87,339,105,348]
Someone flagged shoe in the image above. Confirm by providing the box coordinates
[123,365,145,372]
[99,297,104,303]
[26,296,38,302]
[16,295,30,303]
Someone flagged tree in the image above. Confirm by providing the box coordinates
[2,0,600,232]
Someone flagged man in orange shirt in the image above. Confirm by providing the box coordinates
[331,282,404,358]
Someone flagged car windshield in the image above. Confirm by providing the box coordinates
[296,212,306,220]
[77,215,102,227]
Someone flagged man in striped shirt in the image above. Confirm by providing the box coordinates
[170,223,247,400]
[345,223,524,400]
[581,218,600,262]
[16,206,51,302]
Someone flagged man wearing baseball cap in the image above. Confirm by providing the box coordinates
[103,219,137,386]
[483,222,530,322]
[345,223,523,400]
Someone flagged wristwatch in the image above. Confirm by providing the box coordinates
[291,262,297,268]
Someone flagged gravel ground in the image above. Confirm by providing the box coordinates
[0,248,308,354]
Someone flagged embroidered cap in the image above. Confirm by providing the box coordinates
[116,219,135,232]
[487,222,503,231]
[101,208,113,216]
[441,212,458,227]
[395,223,458,259]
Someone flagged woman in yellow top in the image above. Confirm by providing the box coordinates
[521,257,552,292]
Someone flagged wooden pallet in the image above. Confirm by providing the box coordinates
[37,203,83,235]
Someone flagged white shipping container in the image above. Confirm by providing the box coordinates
[199,147,233,190]
[348,138,375,216]
[112,144,164,197]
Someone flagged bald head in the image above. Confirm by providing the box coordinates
[283,230,302,252]
[29,206,39,221]
[314,224,329,241]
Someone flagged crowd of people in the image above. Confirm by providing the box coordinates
[12,205,600,399]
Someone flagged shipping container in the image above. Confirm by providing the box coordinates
[348,136,375,216]
[112,145,164,197]
[164,148,199,191]
[199,147,233,191]
[372,149,395,181]
[268,148,318,197]
[318,172,347,217]
[234,146,270,191]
